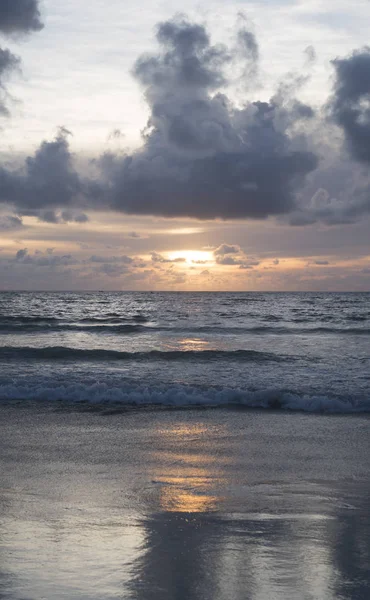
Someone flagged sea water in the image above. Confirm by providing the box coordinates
[0,291,369,412]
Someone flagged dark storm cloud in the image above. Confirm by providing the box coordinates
[0,0,43,35]
[96,16,318,220]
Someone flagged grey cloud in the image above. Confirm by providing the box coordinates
[315,260,329,265]
[215,255,240,265]
[214,244,240,255]
[213,242,259,267]
[0,0,43,35]
[27,209,89,224]
[238,28,258,64]
[62,211,89,224]
[97,16,318,220]
[0,47,20,115]
[236,14,259,83]
[304,45,316,65]
[0,214,23,230]
[15,248,28,261]
[108,129,125,141]
[151,252,186,263]
[330,48,370,164]
[0,131,83,211]
[96,263,130,277]
[14,248,76,267]
[90,254,133,264]
[0,47,20,78]
[0,1,42,117]
[25,209,88,224]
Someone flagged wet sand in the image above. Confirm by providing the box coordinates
[0,404,369,599]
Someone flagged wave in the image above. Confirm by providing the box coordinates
[0,380,368,413]
[0,322,148,334]
[0,322,369,335]
[169,325,370,335]
[0,316,60,324]
[0,346,290,362]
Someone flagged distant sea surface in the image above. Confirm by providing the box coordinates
[0,291,369,412]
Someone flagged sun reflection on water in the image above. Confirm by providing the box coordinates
[179,338,211,351]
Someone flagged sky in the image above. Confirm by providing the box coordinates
[0,0,370,291]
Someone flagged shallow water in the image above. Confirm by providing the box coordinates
[0,406,369,599]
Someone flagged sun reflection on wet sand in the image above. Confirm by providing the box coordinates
[150,422,228,513]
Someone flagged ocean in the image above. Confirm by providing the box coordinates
[0,291,369,411]
[1,292,370,599]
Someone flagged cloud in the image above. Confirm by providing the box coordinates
[215,254,240,265]
[212,242,259,268]
[151,251,186,263]
[3,12,370,231]
[330,48,370,164]
[0,1,43,115]
[95,16,318,220]
[0,214,23,230]
[96,262,130,277]
[214,243,240,255]
[90,254,133,264]
[0,0,43,35]
[0,130,83,212]
[15,248,28,261]
[0,47,21,115]
[14,247,77,267]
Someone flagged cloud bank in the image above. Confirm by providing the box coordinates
[2,13,370,228]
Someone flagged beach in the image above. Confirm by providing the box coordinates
[1,404,369,600]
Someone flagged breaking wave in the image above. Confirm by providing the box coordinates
[0,380,368,413]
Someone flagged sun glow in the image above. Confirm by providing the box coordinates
[167,250,214,265]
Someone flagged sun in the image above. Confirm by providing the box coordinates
[167,250,213,265]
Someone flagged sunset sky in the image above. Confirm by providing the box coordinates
[0,0,370,290]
